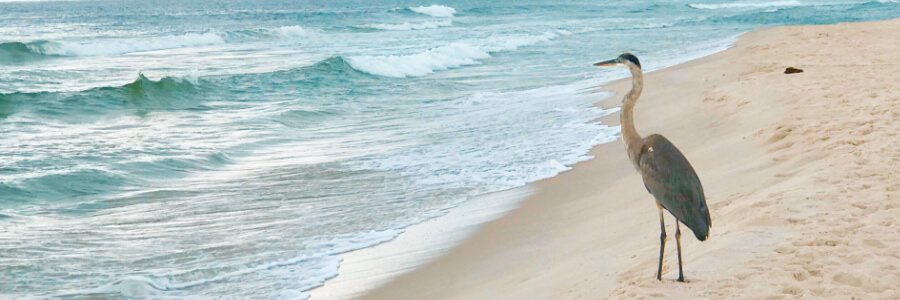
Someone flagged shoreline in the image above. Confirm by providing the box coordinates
[307,37,740,299]
[308,187,532,299]
[360,18,900,299]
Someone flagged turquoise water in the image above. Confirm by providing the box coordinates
[1,0,897,298]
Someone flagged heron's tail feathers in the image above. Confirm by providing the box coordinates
[689,221,709,241]
[683,202,711,241]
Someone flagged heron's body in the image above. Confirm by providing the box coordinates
[639,134,710,241]
[595,53,711,282]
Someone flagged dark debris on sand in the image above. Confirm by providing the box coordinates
[784,67,804,74]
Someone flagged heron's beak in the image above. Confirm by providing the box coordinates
[593,58,619,67]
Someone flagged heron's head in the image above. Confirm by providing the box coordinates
[593,52,641,69]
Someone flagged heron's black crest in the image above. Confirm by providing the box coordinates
[620,53,641,68]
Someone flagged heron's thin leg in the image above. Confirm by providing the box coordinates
[657,205,666,281]
[675,222,684,282]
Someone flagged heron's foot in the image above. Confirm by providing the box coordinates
[677,275,685,282]
[656,273,662,281]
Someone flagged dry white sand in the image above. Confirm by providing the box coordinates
[358,18,900,299]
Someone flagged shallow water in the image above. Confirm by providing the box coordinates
[1,0,897,298]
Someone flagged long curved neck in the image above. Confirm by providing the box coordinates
[620,63,644,166]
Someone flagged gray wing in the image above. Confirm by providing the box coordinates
[639,134,711,241]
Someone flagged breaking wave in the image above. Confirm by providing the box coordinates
[0,73,207,119]
[0,25,310,60]
[0,41,62,63]
[43,32,225,57]
[687,0,803,9]
[409,5,457,17]
[224,25,311,41]
[344,30,568,78]
[356,19,453,31]
[345,42,488,77]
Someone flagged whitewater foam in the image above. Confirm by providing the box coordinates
[483,30,567,52]
[349,80,620,196]
[13,25,310,57]
[345,42,489,77]
[37,32,226,56]
[345,30,566,78]
[409,5,457,17]
[357,19,453,31]
[67,229,401,299]
[688,0,803,9]
[270,25,309,39]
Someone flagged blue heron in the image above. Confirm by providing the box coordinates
[595,53,711,282]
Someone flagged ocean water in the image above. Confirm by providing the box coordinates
[0,0,896,298]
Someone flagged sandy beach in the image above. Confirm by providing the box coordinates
[361,18,900,299]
